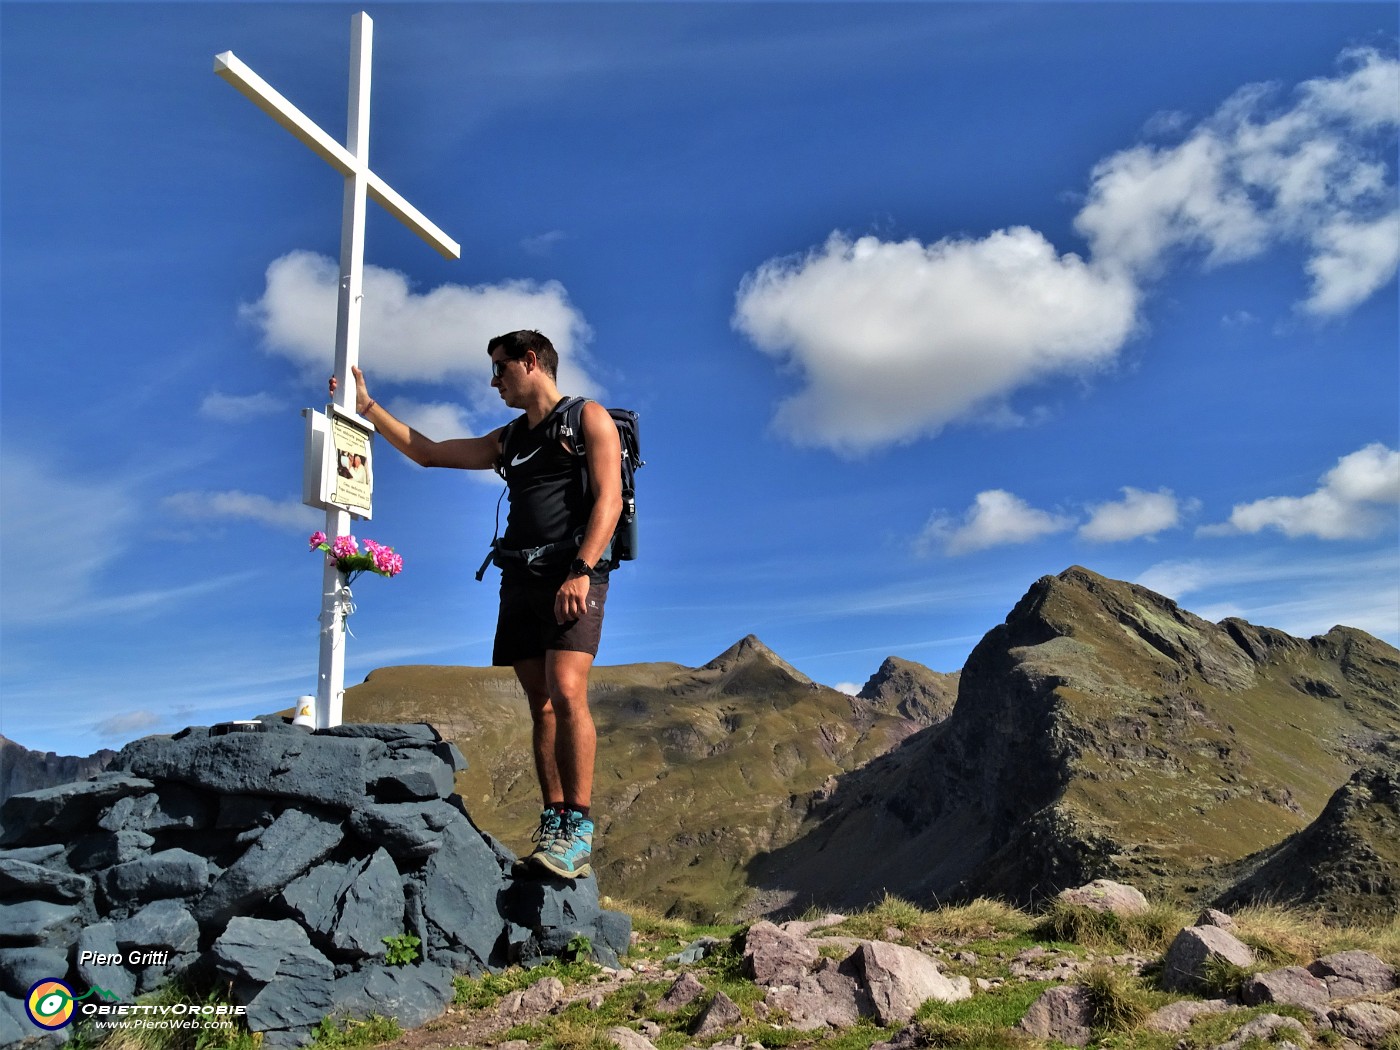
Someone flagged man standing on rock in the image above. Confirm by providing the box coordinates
[334,330,621,879]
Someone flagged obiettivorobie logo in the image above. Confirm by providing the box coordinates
[25,979,118,1030]
[23,978,245,1032]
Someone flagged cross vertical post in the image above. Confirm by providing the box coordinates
[215,11,460,730]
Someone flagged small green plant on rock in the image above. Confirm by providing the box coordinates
[563,934,593,963]
[382,933,421,966]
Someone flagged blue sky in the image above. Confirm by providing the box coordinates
[2,2,1396,757]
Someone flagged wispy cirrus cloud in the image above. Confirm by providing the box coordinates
[1137,547,1399,644]
[163,490,322,532]
[199,390,285,422]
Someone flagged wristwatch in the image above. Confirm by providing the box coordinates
[569,558,594,578]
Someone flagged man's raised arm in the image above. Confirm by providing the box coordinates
[335,365,501,471]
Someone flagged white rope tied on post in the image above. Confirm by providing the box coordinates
[320,578,357,640]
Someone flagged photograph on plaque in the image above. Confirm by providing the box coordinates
[329,413,373,516]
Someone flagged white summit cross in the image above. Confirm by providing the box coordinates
[215,12,460,729]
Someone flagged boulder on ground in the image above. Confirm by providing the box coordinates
[851,940,972,1024]
[1241,966,1330,1012]
[1308,950,1398,997]
[742,920,819,986]
[764,958,866,1030]
[607,1027,659,1050]
[330,962,456,1030]
[692,990,742,1037]
[1329,1002,1400,1048]
[1217,1013,1311,1050]
[1197,908,1237,931]
[1160,925,1256,992]
[1019,985,1093,1047]
[1145,998,1236,1033]
[1056,879,1148,917]
[655,972,705,1014]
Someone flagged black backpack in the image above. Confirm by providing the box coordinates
[475,396,643,580]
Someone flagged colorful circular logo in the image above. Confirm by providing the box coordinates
[26,979,75,1030]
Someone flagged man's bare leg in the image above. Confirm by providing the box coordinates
[513,657,563,806]
[545,649,596,809]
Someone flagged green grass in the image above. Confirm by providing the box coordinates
[453,958,601,1009]
[822,894,1037,946]
[308,1015,403,1049]
[1033,901,1191,953]
[1081,965,1161,1033]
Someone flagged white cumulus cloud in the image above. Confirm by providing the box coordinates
[386,397,478,441]
[163,490,322,531]
[1201,442,1400,540]
[1076,47,1399,314]
[1079,487,1193,542]
[384,397,505,487]
[918,489,1074,556]
[735,48,1398,453]
[241,251,599,415]
[733,229,1139,455]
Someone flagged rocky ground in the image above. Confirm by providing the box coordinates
[348,880,1399,1050]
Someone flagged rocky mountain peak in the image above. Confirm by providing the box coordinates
[748,565,1400,918]
[856,656,959,727]
[701,635,814,686]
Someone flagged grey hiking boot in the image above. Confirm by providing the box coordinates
[520,807,563,866]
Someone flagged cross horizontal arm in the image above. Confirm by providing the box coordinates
[215,52,356,175]
[214,51,461,260]
[367,173,460,260]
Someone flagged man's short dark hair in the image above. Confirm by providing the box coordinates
[488,330,558,378]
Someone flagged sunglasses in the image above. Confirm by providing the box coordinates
[490,354,529,378]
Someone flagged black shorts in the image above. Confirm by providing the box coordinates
[492,576,609,666]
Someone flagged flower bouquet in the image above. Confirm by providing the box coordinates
[309,531,404,584]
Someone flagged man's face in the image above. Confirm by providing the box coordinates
[489,349,529,406]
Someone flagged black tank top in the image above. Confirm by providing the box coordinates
[498,399,603,580]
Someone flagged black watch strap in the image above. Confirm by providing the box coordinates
[569,557,593,577]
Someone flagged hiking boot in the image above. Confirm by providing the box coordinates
[515,807,563,872]
[530,809,593,879]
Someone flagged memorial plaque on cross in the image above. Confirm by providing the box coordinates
[215,11,460,729]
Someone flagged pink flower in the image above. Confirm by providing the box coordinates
[370,544,403,576]
[309,531,327,551]
[331,535,359,560]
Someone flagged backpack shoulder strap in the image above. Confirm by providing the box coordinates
[554,395,592,456]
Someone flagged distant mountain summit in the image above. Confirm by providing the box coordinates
[857,656,959,726]
[746,566,1400,917]
[681,634,816,694]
